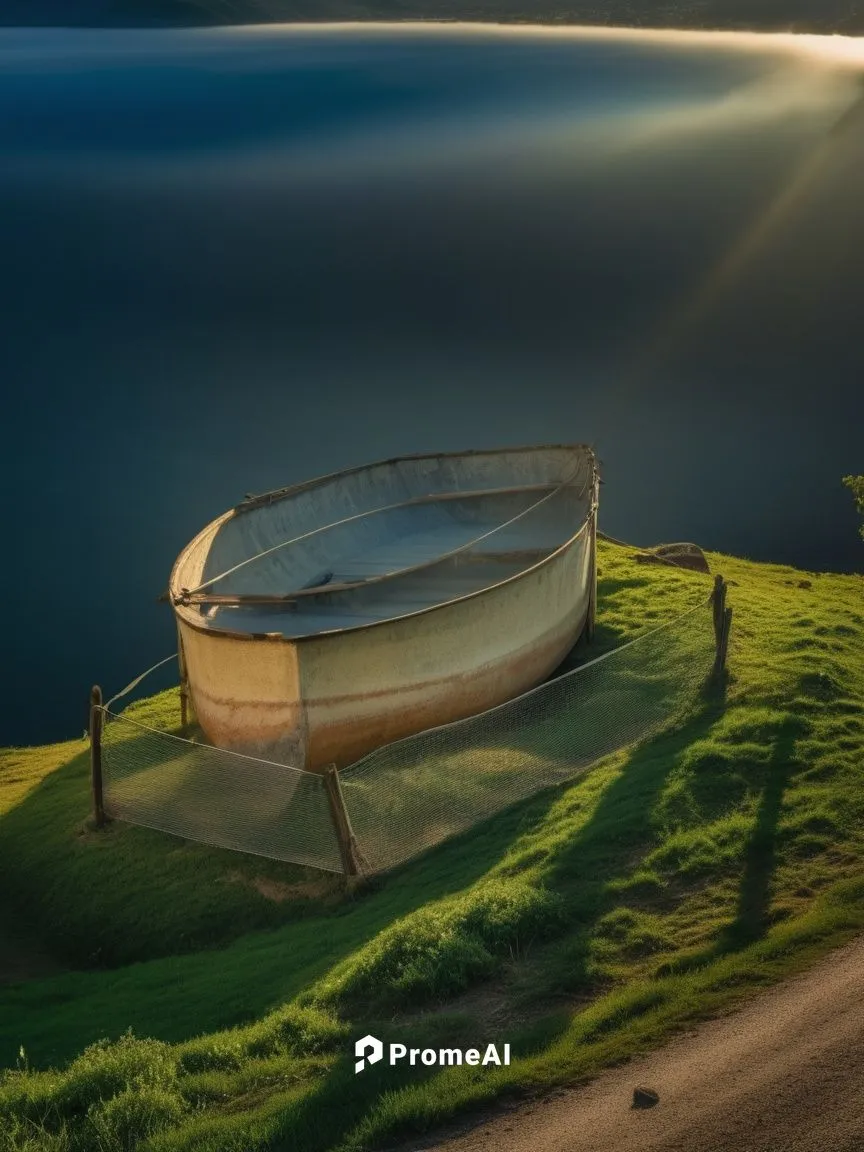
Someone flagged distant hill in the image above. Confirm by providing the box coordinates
[2,0,864,33]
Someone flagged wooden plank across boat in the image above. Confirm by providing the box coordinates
[169,444,599,771]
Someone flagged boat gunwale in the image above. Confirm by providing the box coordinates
[170,444,598,644]
[232,442,595,513]
[182,480,589,606]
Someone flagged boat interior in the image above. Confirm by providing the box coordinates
[172,446,595,637]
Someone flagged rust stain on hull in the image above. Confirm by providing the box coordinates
[306,616,585,770]
[183,608,584,771]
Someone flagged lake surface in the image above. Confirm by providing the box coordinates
[2,25,863,746]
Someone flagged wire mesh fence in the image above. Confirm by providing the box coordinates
[101,711,343,872]
[98,593,717,876]
[340,595,715,872]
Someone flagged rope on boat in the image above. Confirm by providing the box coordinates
[597,530,634,548]
[179,456,596,603]
[103,654,178,712]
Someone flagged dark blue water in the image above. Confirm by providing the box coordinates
[2,26,863,746]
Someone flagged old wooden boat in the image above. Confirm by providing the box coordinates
[169,444,599,771]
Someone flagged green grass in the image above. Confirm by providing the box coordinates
[0,713,346,970]
[1,541,862,1152]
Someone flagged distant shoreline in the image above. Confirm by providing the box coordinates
[2,2,864,36]
[4,20,864,71]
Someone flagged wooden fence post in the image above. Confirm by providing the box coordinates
[89,685,105,828]
[324,765,362,878]
[177,628,190,729]
[718,604,733,676]
[712,574,724,641]
[586,507,598,643]
[712,575,732,678]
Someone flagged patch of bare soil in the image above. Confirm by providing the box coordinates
[416,934,864,1152]
[224,870,337,903]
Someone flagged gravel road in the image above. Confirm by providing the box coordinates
[420,935,864,1152]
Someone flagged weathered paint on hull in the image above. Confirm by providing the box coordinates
[306,614,585,770]
[178,524,592,771]
[178,620,308,765]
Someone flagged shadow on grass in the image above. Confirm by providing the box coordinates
[657,710,805,977]
[719,715,803,951]
[513,675,731,999]
[596,575,647,598]
[552,619,631,674]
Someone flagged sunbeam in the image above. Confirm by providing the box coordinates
[612,73,864,395]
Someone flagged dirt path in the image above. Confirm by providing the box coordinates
[419,935,864,1152]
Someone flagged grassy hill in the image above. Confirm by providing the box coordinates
[1,539,862,1152]
[2,0,864,33]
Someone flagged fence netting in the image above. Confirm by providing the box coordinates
[340,596,715,872]
[100,594,715,875]
[102,712,343,872]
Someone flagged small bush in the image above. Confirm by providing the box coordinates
[310,880,566,1010]
[243,1005,346,1061]
[179,1005,346,1072]
[86,1085,186,1152]
[0,1034,181,1150]
[0,1117,70,1152]
[53,1034,178,1118]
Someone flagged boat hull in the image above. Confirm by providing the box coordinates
[177,522,592,771]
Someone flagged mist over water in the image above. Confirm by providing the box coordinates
[1,25,863,745]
